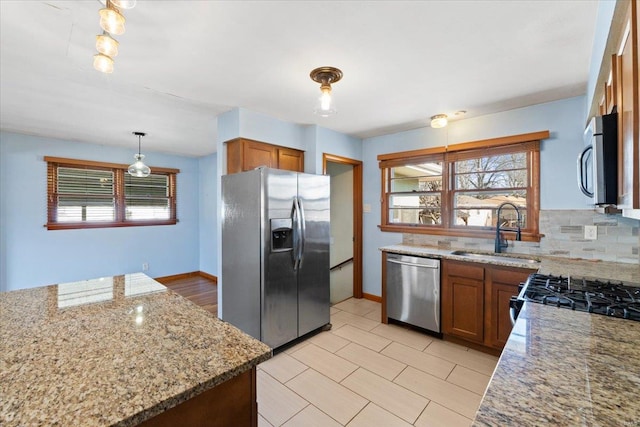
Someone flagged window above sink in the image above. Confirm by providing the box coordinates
[378,131,549,242]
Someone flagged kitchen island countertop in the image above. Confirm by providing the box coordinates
[0,273,272,427]
[473,301,640,426]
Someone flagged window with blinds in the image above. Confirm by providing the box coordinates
[46,157,179,230]
[378,132,546,241]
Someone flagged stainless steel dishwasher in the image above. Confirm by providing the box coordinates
[386,253,440,333]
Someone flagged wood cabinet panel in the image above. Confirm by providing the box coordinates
[617,0,639,212]
[442,261,485,344]
[442,259,532,351]
[244,140,277,171]
[277,147,304,172]
[140,367,257,427]
[226,138,304,174]
[485,267,531,350]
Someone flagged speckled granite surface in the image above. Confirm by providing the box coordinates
[0,273,272,427]
[382,244,640,424]
[380,244,542,270]
[473,302,640,426]
[380,244,640,283]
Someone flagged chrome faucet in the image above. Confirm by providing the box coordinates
[495,202,522,253]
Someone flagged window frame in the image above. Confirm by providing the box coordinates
[45,156,179,230]
[378,131,548,241]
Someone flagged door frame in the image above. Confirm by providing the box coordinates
[323,153,363,299]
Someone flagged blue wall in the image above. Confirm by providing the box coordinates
[1,95,590,299]
[361,96,588,296]
[0,132,202,292]
[198,153,218,276]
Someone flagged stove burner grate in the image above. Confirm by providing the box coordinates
[520,274,640,322]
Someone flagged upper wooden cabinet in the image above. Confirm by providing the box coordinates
[616,0,639,214]
[226,138,304,174]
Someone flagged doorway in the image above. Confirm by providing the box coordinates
[323,154,363,303]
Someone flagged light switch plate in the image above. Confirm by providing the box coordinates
[363,204,371,213]
[584,225,598,240]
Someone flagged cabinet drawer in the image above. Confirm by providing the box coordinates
[443,260,484,280]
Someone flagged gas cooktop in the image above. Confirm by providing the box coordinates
[515,273,640,322]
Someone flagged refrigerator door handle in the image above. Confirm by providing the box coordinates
[298,198,306,268]
[292,197,302,270]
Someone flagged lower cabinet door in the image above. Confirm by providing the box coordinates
[442,268,485,344]
[485,267,531,350]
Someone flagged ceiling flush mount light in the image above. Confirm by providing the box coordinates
[430,114,448,129]
[128,132,151,177]
[310,66,343,117]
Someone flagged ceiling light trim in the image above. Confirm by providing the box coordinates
[430,114,448,128]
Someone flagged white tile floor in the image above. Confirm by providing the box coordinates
[257,298,499,427]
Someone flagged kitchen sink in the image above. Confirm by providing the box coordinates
[449,250,541,266]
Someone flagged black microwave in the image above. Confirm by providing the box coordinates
[578,111,618,205]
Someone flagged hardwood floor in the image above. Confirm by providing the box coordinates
[157,274,218,316]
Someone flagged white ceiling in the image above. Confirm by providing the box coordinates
[0,1,599,157]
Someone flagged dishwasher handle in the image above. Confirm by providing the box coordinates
[387,258,439,269]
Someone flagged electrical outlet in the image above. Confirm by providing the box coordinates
[142,262,149,271]
[584,225,598,240]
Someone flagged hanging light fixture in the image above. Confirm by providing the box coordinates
[430,114,448,128]
[96,31,119,57]
[100,0,137,9]
[93,31,118,73]
[128,132,151,177]
[93,53,114,73]
[93,0,135,73]
[99,0,126,35]
[310,66,343,117]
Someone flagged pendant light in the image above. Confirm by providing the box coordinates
[100,0,137,9]
[93,53,114,73]
[128,132,151,177]
[99,1,126,35]
[95,31,119,58]
[310,66,343,117]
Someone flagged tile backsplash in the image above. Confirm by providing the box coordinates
[403,210,640,264]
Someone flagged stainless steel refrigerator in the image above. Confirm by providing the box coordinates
[221,167,330,349]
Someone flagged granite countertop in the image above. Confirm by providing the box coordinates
[0,273,272,427]
[380,244,640,283]
[473,302,640,426]
[381,243,640,424]
[380,244,542,270]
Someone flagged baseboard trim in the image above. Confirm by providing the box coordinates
[199,271,218,283]
[155,271,218,283]
[362,292,382,303]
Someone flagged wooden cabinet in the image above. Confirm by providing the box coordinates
[442,261,485,344]
[140,367,257,427]
[442,259,532,351]
[226,138,304,174]
[616,0,640,215]
[485,267,528,349]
